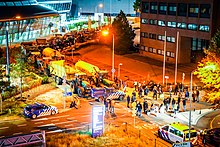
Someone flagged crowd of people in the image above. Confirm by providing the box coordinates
[125,81,201,117]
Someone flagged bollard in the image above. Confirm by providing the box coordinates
[199,109,201,114]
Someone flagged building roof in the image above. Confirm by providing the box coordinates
[0,0,58,21]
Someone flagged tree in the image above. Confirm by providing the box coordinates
[10,47,33,98]
[112,10,136,54]
[194,30,220,104]
[133,0,141,12]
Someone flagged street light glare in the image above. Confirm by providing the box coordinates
[102,30,109,36]
[15,16,21,19]
[99,3,103,8]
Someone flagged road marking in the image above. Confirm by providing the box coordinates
[48,115,70,120]
[13,132,23,135]
[31,129,40,132]
[31,118,48,121]
[35,122,44,125]
[81,115,89,117]
[65,124,73,127]
[17,124,27,127]
[68,126,85,130]
[48,126,58,130]
[67,117,75,120]
[0,127,9,130]
[47,129,63,134]
[210,114,220,129]
[38,124,55,127]
[51,119,59,122]
[54,121,76,125]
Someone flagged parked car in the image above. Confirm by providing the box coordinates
[23,103,58,119]
[201,128,220,146]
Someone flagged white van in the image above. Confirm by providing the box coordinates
[158,122,198,145]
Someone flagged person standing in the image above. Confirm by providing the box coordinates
[158,86,163,99]
[110,100,115,113]
[172,98,175,111]
[144,86,149,96]
[127,95,130,108]
[185,89,189,100]
[153,86,157,100]
[182,98,186,112]
[174,84,178,95]
[136,101,142,116]
[143,100,148,114]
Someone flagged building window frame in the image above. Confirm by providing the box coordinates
[168,3,177,16]
[141,18,148,24]
[200,4,211,18]
[177,22,187,29]
[150,2,158,14]
[188,24,198,31]
[142,2,149,13]
[159,2,167,15]
[158,20,166,27]
[149,19,157,25]
[167,21,176,28]
[199,25,210,32]
[178,3,187,17]
[188,4,199,17]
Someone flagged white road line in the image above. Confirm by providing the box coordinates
[47,129,63,134]
[17,124,27,127]
[31,130,40,132]
[31,118,48,121]
[51,119,59,122]
[13,132,23,135]
[0,127,9,130]
[65,124,73,127]
[38,124,55,127]
[35,122,44,125]
[81,115,89,117]
[67,117,75,120]
[48,115,70,120]
[68,126,85,130]
[54,121,76,125]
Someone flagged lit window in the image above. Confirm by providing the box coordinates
[171,52,175,58]
[166,51,171,57]
[149,33,156,40]
[157,35,165,41]
[159,2,167,14]
[167,21,176,28]
[199,25,209,32]
[158,20,166,26]
[167,36,175,43]
[177,22,187,29]
[188,24,198,31]
[189,4,199,17]
[0,2,6,6]
[168,3,176,15]
[149,47,153,52]
[141,18,148,24]
[145,46,148,51]
[6,2,14,6]
[153,48,157,53]
[150,2,158,14]
[141,45,145,50]
[14,1,22,6]
[149,19,157,25]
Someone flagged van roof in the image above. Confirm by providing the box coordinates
[170,122,190,131]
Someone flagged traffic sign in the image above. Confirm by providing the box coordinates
[111,68,115,73]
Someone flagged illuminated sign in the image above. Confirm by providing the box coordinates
[92,105,104,138]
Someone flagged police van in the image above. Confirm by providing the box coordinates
[23,103,58,119]
[158,122,198,145]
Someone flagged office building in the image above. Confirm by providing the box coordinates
[140,0,220,63]
[0,0,58,46]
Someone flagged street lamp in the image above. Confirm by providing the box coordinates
[102,30,115,80]
[118,63,122,78]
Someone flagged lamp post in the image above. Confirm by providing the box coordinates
[102,30,115,80]
[6,24,10,84]
[118,63,122,78]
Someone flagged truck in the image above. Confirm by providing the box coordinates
[75,60,115,87]
[90,87,125,101]
[42,47,64,60]
[49,60,92,97]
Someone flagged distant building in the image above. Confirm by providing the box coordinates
[140,0,220,63]
[37,0,72,21]
[0,0,58,46]
[75,0,136,17]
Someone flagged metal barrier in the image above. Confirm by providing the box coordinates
[0,131,45,147]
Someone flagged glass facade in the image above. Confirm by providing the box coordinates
[0,16,58,45]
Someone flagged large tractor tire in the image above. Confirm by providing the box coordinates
[77,87,84,97]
